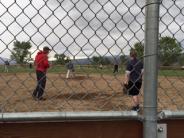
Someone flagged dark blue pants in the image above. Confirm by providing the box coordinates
[33,71,46,99]
[113,65,118,73]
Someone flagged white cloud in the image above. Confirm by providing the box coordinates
[0,0,184,59]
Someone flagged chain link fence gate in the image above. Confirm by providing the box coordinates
[0,0,184,120]
[0,0,146,113]
[158,0,184,112]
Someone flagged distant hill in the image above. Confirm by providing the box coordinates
[72,55,127,65]
[0,57,16,65]
[72,58,92,65]
[0,55,128,65]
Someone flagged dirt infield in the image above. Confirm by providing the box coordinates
[0,73,184,112]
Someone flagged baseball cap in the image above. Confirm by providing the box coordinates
[43,46,51,51]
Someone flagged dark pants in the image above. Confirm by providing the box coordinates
[33,71,46,99]
[127,81,142,96]
[113,65,118,73]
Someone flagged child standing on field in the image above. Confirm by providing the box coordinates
[124,49,143,112]
[4,60,10,73]
[65,60,75,79]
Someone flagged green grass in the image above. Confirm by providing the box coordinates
[49,65,126,75]
[0,65,184,77]
[0,65,34,73]
[0,64,125,75]
[159,69,184,77]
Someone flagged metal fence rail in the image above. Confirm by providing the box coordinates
[0,111,141,122]
[143,0,160,137]
[158,110,184,120]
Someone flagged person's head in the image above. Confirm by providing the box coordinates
[43,46,51,54]
[130,49,137,59]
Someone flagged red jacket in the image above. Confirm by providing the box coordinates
[34,51,50,72]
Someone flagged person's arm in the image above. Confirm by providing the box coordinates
[44,60,50,68]
[124,61,131,84]
[33,55,38,69]
[141,62,144,79]
[124,71,130,84]
[43,56,50,69]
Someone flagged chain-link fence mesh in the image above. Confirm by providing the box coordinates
[0,0,183,113]
[158,0,184,111]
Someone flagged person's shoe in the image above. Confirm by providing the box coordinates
[135,105,140,112]
[131,106,137,111]
[131,105,140,112]
[38,97,46,101]
[32,94,37,100]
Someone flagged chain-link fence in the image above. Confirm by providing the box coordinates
[0,0,145,112]
[0,0,183,114]
[158,0,184,111]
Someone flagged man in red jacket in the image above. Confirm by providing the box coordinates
[32,46,50,100]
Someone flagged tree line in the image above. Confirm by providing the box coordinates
[133,36,183,66]
[10,36,184,66]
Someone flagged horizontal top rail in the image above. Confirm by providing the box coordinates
[158,110,184,120]
[0,111,142,122]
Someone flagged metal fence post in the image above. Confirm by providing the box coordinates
[143,0,160,138]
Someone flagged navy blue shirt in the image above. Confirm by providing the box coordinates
[66,62,74,70]
[126,58,143,82]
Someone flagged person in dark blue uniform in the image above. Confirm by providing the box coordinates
[113,64,119,74]
[66,60,75,79]
[124,49,143,112]
[4,60,10,72]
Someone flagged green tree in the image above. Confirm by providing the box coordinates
[120,55,127,65]
[103,57,111,65]
[54,54,69,65]
[134,42,144,58]
[92,56,111,65]
[178,53,184,66]
[11,41,32,64]
[159,36,182,66]
[92,56,100,65]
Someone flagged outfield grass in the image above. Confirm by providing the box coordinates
[0,64,184,76]
[0,64,125,74]
[159,69,184,77]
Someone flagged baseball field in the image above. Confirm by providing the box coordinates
[0,65,184,112]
